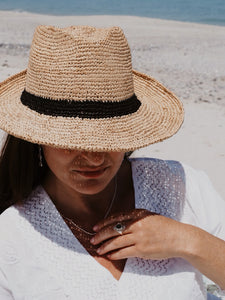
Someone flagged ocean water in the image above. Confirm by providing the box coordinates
[0,0,225,26]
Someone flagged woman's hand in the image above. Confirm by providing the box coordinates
[91,209,225,289]
[90,209,189,260]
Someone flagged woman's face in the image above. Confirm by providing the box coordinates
[42,146,125,196]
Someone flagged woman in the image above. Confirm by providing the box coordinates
[0,25,224,299]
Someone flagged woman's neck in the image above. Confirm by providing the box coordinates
[43,175,115,226]
[42,159,133,229]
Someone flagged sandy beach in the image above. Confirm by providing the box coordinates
[0,10,225,199]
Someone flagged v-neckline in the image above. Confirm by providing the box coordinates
[62,214,128,281]
[40,185,132,283]
[40,158,136,283]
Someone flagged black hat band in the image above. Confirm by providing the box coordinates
[20,90,141,119]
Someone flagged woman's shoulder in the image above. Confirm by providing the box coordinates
[0,205,22,241]
[129,152,185,183]
[0,205,27,268]
[130,149,183,166]
[129,149,212,184]
[0,187,42,242]
[0,204,19,225]
[0,185,44,232]
[181,163,225,237]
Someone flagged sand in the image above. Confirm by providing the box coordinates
[0,10,225,199]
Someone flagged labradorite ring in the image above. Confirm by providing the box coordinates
[113,222,126,235]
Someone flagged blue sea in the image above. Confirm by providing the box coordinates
[0,0,225,26]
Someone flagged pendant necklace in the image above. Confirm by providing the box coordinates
[61,177,117,236]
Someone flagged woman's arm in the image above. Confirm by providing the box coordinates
[91,210,225,290]
[181,223,225,290]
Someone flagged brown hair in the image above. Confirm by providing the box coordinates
[0,135,48,214]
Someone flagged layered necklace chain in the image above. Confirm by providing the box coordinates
[61,177,117,236]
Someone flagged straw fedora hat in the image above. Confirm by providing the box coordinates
[0,25,183,152]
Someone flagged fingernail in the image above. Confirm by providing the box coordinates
[93,225,98,231]
[90,237,95,244]
[96,248,101,254]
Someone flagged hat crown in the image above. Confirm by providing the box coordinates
[25,25,134,102]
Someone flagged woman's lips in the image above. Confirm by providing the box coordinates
[72,167,108,178]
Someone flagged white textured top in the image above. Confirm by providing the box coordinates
[0,157,225,300]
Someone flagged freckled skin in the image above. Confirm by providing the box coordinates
[42,146,125,197]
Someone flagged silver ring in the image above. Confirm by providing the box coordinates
[113,222,126,235]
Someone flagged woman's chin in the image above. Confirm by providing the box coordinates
[68,169,113,195]
[68,178,109,196]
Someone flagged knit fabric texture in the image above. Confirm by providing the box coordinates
[0,158,218,299]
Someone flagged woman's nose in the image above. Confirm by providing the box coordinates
[81,151,105,166]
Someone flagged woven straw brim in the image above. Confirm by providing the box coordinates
[0,69,184,152]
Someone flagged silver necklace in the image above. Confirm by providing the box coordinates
[61,177,117,236]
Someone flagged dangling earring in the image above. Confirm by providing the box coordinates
[38,145,43,167]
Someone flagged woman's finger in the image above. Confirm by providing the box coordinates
[96,233,134,255]
[107,245,137,260]
[91,221,132,245]
[93,209,149,232]
[93,210,136,232]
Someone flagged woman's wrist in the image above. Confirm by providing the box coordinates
[174,223,201,260]
[176,223,225,290]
